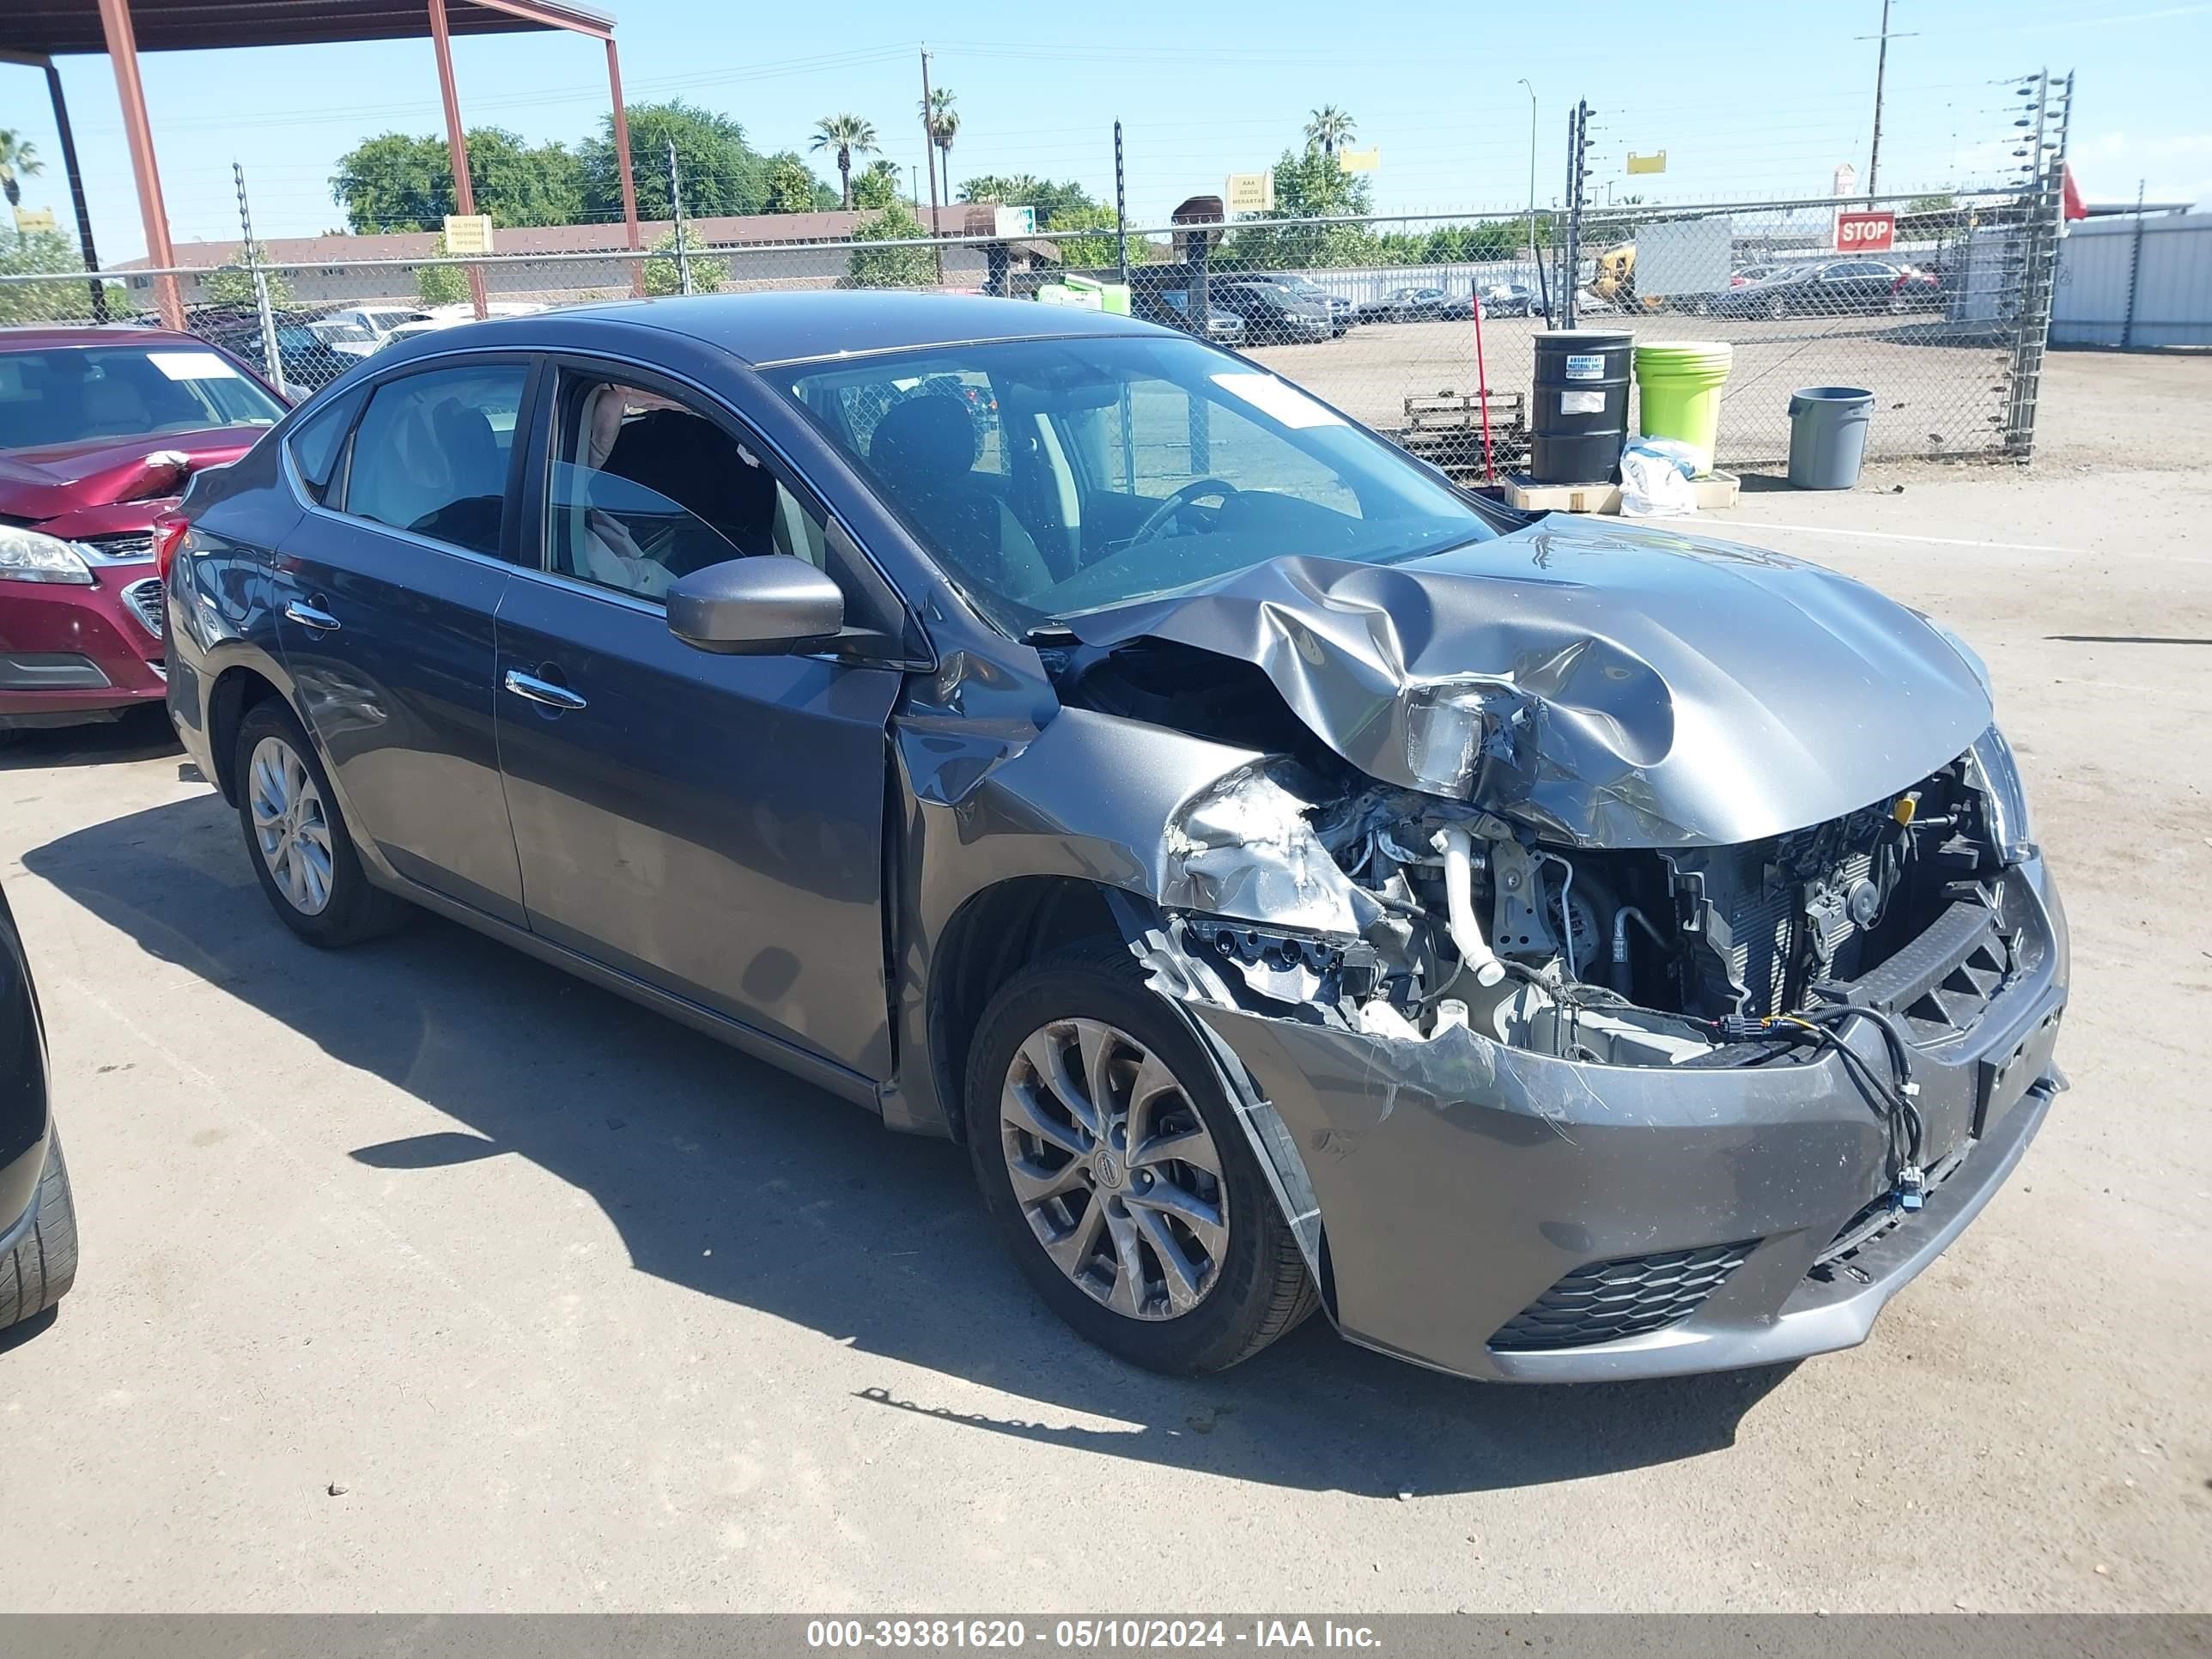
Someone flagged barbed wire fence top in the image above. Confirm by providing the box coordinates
[0,72,2069,474]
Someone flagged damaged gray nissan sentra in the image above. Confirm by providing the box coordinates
[165,293,2066,1382]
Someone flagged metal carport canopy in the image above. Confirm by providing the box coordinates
[1,0,637,326]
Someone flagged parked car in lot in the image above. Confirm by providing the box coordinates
[1206,277,1333,343]
[1480,283,1547,318]
[165,293,2066,1382]
[1134,287,1246,346]
[1358,285,1460,324]
[0,878,80,1336]
[1266,276,1355,336]
[0,326,286,733]
[1712,258,1925,319]
[190,305,355,392]
[320,305,438,350]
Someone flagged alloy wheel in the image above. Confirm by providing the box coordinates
[248,734,336,916]
[999,1018,1229,1321]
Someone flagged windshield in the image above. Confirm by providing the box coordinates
[0,343,285,453]
[781,333,1502,634]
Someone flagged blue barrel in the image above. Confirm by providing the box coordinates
[1532,329,1633,484]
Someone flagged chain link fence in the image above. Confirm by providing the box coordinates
[1,74,2069,477]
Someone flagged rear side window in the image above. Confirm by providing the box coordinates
[286,387,363,503]
[339,363,526,557]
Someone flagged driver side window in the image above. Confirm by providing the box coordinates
[545,374,830,604]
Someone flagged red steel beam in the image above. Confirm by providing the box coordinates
[465,0,614,40]
[426,0,489,319]
[605,35,642,294]
[93,0,182,328]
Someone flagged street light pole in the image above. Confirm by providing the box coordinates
[1517,76,1547,319]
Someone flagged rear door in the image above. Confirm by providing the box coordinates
[491,358,909,1081]
[272,355,533,924]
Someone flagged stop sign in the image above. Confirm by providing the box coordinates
[1835,210,1896,253]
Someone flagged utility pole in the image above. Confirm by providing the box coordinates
[1858,0,1917,199]
[919,45,945,285]
[1517,77,1547,319]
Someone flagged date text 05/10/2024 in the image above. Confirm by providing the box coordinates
[804,1620,1382,1649]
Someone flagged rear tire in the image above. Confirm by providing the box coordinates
[234,700,409,947]
[0,1133,78,1333]
[967,937,1317,1375]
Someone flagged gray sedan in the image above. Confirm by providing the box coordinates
[163,293,2066,1382]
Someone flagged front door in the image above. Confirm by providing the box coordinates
[492,367,905,1081]
[273,357,532,924]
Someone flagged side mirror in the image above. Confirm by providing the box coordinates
[666,556,844,655]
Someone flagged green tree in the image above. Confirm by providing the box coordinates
[642,228,727,296]
[763,157,820,213]
[1907,192,1960,216]
[850,159,903,211]
[0,130,44,210]
[0,228,103,325]
[1304,105,1356,161]
[811,114,879,210]
[201,244,293,309]
[921,88,959,212]
[331,129,582,233]
[583,100,766,221]
[958,174,1097,228]
[1048,204,1124,270]
[847,204,936,288]
[416,234,468,306]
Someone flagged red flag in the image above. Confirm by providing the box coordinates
[2062,164,2088,221]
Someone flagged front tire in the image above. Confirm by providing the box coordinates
[234,700,408,947]
[967,939,1316,1375]
[0,1133,78,1333]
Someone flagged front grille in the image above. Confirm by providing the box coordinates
[122,577,165,639]
[80,532,155,562]
[1490,1241,1758,1352]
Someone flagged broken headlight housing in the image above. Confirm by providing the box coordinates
[1967,724,2034,865]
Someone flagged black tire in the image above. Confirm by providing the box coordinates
[234,699,409,947]
[1765,295,1788,322]
[966,937,1317,1375]
[0,1132,78,1332]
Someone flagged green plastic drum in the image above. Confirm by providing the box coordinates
[1632,342,1735,475]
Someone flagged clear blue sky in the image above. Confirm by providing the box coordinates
[4,0,2209,260]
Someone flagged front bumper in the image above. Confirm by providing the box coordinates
[1179,856,2069,1383]
[0,571,167,726]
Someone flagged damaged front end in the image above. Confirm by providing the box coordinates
[1042,544,2068,1381]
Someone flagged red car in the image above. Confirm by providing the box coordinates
[0,326,287,733]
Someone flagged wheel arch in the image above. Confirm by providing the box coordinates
[205,664,287,807]
[925,875,1123,1146]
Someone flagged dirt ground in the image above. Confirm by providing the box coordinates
[0,351,2206,1614]
[1249,314,2211,469]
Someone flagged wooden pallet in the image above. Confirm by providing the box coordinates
[1502,470,1741,515]
[1389,391,1531,480]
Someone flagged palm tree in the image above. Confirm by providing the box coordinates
[1304,106,1356,161]
[0,131,45,210]
[921,88,960,214]
[811,114,878,210]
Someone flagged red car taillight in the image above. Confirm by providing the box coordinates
[153,513,191,580]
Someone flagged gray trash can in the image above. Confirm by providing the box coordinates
[1786,386,1875,489]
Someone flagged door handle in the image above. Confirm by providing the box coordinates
[502,669,587,712]
[284,599,340,632]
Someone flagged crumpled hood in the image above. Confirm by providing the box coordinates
[1066,519,1993,847]
[0,427,253,524]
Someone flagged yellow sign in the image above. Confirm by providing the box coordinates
[1626,151,1667,175]
[441,213,495,255]
[12,206,58,234]
[1224,172,1275,214]
[1337,147,1381,173]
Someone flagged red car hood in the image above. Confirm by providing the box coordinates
[0,426,261,528]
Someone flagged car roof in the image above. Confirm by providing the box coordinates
[396,291,1170,369]
[0,323,212,351]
